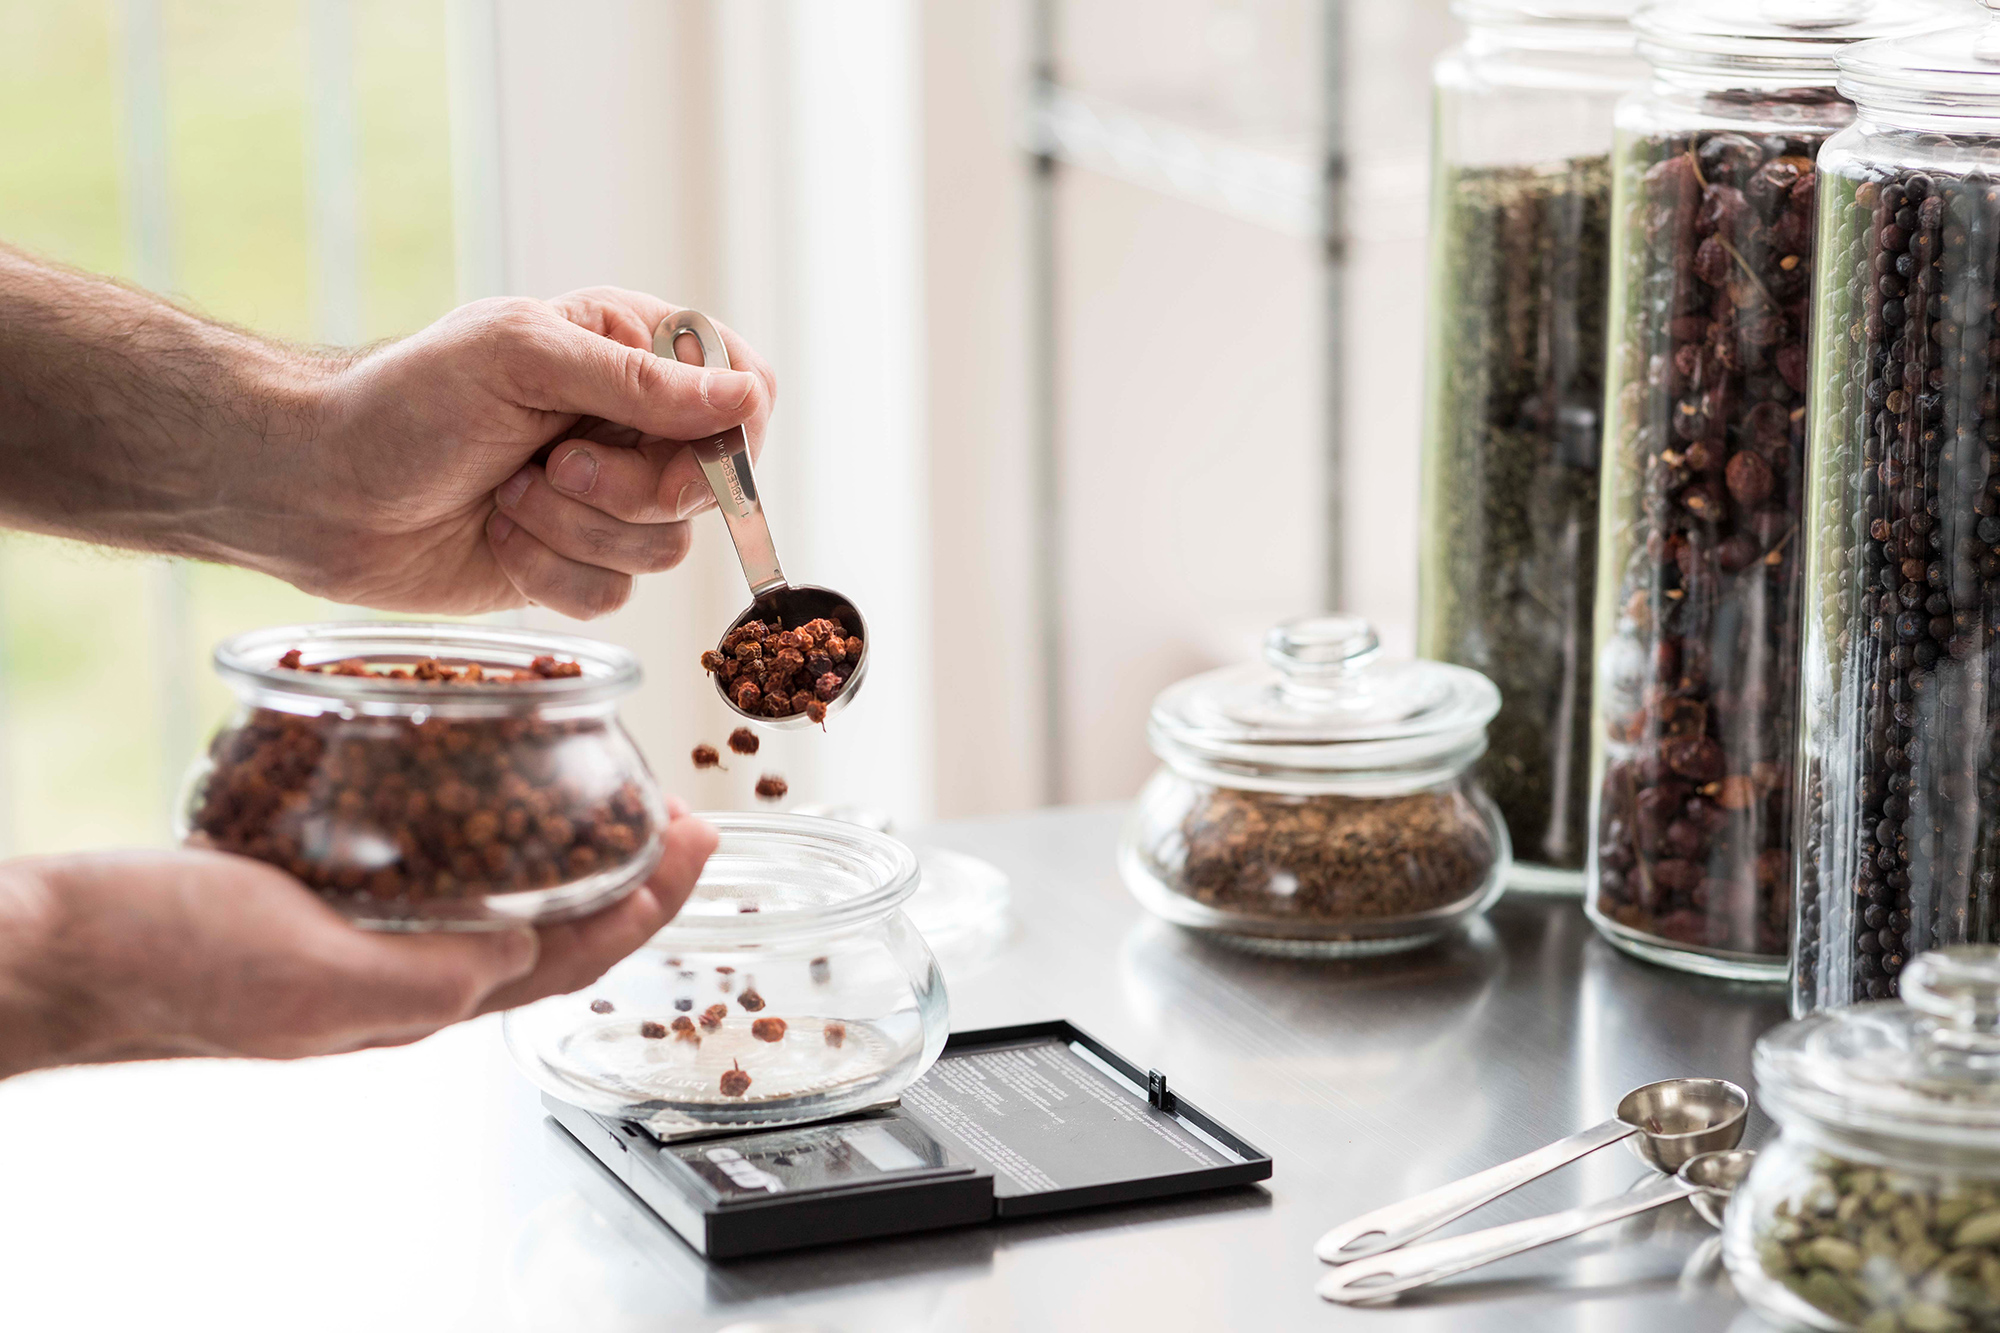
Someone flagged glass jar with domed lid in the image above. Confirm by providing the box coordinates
[1727,946,2000,1331]
[1119,615,1509,957]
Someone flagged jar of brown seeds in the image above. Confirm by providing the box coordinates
[179,622,664,929]
[1120,616,1509,956]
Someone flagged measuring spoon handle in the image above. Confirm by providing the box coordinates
[655,311,787,597]
[1316,1175,1694,1303]
[1313,1117,1634,1263]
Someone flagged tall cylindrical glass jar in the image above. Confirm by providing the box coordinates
[1795,4,2000,1015]
[1587,0,1960,981]
[1419,1,1643,894]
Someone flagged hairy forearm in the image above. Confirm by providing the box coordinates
[0,245,338,566]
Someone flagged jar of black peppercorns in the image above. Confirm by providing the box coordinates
[179,622,664,929]
[1795,5,2000,1016]
[1419,0,1641,895]
[1586,0,1961,982]
[1120,616,1509,956]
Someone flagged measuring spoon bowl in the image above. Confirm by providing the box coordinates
[1618,1077,1750,1174]
[713,584,869,730]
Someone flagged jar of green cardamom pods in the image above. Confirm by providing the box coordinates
[1727,947,2000,1332]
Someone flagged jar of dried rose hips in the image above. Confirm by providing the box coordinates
[503,813,946,1129]
[1120,616,1509,957]
[1585,0,1960,982]
[1794,3,2000,1015]
[179,622,664,929]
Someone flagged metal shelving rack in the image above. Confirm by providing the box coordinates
[1023,1,1347,802]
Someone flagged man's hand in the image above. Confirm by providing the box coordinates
[0,802,718,1079]
[0,250,774,620]
[302,288,776,618]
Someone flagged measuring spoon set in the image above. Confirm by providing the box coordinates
[1314,1077,1754,1303]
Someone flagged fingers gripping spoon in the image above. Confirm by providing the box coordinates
[654,310,868,729]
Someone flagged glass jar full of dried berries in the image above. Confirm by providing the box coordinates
[1586,0,1960,982]
[1120,616,1509,957]
[1794,4,2000,1015]
[179,622,664,929]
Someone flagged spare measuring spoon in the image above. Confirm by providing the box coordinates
[1317,1148,1755,1304]
[655,310,869,729]
[1313,1077,1748,1264]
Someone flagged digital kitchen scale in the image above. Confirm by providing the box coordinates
[545,1020,1273,1260]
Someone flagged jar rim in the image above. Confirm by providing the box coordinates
[213,622,643,711]
[1633,0,1963,82]
[1837,21,2000,123]
[648,812,922,945]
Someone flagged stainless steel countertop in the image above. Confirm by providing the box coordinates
[0,803,1795,1332]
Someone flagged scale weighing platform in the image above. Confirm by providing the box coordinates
[546,1020,1273,1259]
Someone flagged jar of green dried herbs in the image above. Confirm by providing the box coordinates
[1417,0,1643,893]
[1727,947,2000,1333]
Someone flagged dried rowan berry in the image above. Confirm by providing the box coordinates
[719,1061,752,1096]
[715,965,735,974]
[823,1021,846,1048]
[278,648,304,670]
[589,998,614,1014]
[739,988,766,1012]
[727,727,760,756]
[755,775,789,801]
[739,903,760,913]
[640,1021,668,1039]
[700,1003,728,1031]
[673,996,692,1011]
[692,743,722,770]
[670,1015,699,1043]
[809,956,830,985]
[805,700,828,725]
[750,1017,787,1042]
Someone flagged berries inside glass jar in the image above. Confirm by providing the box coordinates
[187,652,659,909]
[1795,163,2000,1006]
[1592,115,1837,961]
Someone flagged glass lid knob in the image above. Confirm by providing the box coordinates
[1265,616,1379,677]
[1903,947,2000,1046]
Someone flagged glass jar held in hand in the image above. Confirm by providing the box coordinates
[180,623,664,929]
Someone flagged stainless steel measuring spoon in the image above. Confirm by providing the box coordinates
[1316,1148,1755,1304]
[1313,1077,1748,1264]
[654,310,868,729]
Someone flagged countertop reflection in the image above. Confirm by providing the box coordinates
[0,802,1792,1332]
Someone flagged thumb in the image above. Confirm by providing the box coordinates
[507,314,763,439]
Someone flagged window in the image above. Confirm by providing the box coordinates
[0,0,456,852]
